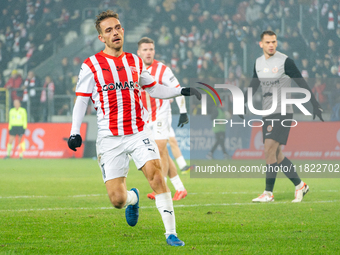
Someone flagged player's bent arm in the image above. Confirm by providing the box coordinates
[70,96,89,135]
[284,58,318,103]
[144,84,182,99]
[175,96,187,114]
[145,84,201,100]
[140,63,201,100]
[238,65,260,119]
[162,67,187,113]
[244,64,261,104]
[176,95,189,127]
[284,58,324,121]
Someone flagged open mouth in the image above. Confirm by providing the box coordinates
[112,38,121,43]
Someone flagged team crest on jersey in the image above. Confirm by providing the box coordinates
[130,66,137,74]
[272,66,278,73]
[143,138,150,145]
[267,125,273,132]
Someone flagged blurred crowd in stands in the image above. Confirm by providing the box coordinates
[0,0,340,122]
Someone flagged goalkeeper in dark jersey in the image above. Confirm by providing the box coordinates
[241,31,323,203]
[5,99,27,159]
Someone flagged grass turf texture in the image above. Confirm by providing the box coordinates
[0,159,339,254]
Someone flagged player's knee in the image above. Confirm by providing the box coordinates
[109,193,126,209]
[111,198,125,209]
[264,145,276,158]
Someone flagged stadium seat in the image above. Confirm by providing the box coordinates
[19,57,28,66]
[64,31,78,45]
[81,19,96,35]
[3,69,12,78]
[7,61,15,70]
[12,57,21,65]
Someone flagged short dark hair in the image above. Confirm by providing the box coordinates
[260,30,276,40]
[138,37,154,48]
[95,10,119,34]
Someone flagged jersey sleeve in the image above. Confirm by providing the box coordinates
[140,63,156,89]
[284,58,304,79]
[75,63,95,97]
[70,96,89,135]
[244,64,261,103]
[145,84,182,99]
[284,58,318,106]
[161,67,180,88]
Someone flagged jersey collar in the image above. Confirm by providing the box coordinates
[99,51,125,60]
[147,59,159,70]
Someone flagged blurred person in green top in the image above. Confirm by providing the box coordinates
[5,99,27,159]
[207,104,230,160]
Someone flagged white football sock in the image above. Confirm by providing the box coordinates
[295,181,304,190]
[155,192,176,238]
[176,156,187,170]
[124,190,137,207]
[170,175,185,191]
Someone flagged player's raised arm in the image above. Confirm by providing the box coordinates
[284,58,324,121]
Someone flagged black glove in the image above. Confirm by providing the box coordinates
[178,113,189,127]
[68,134,82,151]
[312,102,324,122]
[181,87,201,100]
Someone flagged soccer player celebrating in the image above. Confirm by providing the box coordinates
[243,31,323,203]
[137,37,188,201]
[67,10,201,246]
[5,99,27,159]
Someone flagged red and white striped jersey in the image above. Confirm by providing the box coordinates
[75,51,156,136]
[140,60,180,122]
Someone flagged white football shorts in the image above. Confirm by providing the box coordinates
[169,126,175,138]
[96,128,160,183]
[168,114,175,138]
[147,115,172,140]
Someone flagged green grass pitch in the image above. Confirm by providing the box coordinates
[0,159,339,254]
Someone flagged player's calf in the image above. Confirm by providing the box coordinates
[143,159,169,194]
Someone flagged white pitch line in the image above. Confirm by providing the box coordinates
[0,194,107,199]
[0,200,339,213]
[68,194,105,198]
[0,190,337,199]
